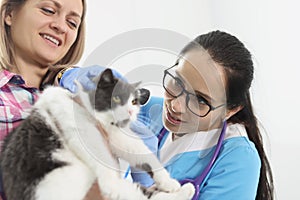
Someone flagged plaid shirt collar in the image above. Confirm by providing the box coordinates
[0,70,40,139]
[0,70,27,88]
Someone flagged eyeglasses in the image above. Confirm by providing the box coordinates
[163,64,226,117]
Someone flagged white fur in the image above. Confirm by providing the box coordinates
[33,86,195,200]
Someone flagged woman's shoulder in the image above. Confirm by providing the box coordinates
[210,123,261,184]
[200,136,261,199]
[212,135,261,186]
[223,122,259,154]
[163,135,261,199]
[221,123,259,159]
[221,136,260,165]
[217,121,261,169]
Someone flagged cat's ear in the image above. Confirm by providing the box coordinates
[99,68,115,84]
[91,68,114,87]
[131,81,141,89]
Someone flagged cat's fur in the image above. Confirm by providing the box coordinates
[0,69,194,200]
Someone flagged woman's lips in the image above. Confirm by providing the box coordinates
[166,110,182,125]
[40,33,62,47]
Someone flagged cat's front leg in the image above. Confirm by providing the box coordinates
[109,128,180,193]
[94,168,149,200]
[61,120,150,199]
[138,162,181,193]
[146,182,195,200]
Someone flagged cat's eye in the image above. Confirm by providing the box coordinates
[112,96,121,104]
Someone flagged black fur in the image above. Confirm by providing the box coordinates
[0,69,151,200]
[91,69,139,111]
[139,163,154,178]
[0,110,67,200]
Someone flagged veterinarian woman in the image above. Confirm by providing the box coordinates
[0,0,116,199]
[130,30,274,200]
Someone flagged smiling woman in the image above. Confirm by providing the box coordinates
[131,30,274,200]
[0,0,85,76]
[0,0,108,199]
[0,0,86,145]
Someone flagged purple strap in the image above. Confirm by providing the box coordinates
[157,127,168,148]
[194,121,227,186]
[158,122,227,200]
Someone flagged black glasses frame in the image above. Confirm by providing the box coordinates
[163,64,226,117]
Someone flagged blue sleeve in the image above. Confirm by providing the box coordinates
[199,145,261,200]
[136,96,164,136]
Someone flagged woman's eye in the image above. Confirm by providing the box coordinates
[174,77,184,88]
[41,7,55,15]
[112,96,121,104]
[196,95,208,105]
[67,20,78,29]
[174,77,182,84]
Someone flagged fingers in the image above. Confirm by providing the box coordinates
[78,75,97,90]
[84,65,106,77]
[130,121,158,153]
[83,182,105,200]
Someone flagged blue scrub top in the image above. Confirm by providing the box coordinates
[131,96,261,200]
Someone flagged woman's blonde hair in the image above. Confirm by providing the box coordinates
[0,0,86,70]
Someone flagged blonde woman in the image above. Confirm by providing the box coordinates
[0,0,110,199]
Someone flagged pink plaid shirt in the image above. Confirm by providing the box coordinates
[0,70,40,148]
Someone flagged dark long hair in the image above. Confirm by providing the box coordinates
[181,30,274,200]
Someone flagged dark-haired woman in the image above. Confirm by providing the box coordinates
[132,30,274,200]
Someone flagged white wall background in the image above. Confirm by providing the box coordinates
[0,0,297,199]
[81,1,300,199]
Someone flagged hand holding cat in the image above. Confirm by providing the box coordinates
[130,120,158,153]
[83,182,108,200]
[59,65,126,93]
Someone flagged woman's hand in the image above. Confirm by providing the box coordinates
[83,122,112,200]
[59,65,126,93]
[83,181,108,200]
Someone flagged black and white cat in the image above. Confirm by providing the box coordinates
[0,69,194,200]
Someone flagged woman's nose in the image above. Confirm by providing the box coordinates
[50,18,67,33]
[170,95,186,113]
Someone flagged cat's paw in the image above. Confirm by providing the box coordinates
[149,182,195,200]
[179,183,196,200]
[155,177,181,192]
[99,178,145,200]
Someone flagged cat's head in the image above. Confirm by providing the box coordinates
[88,68,150,127]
